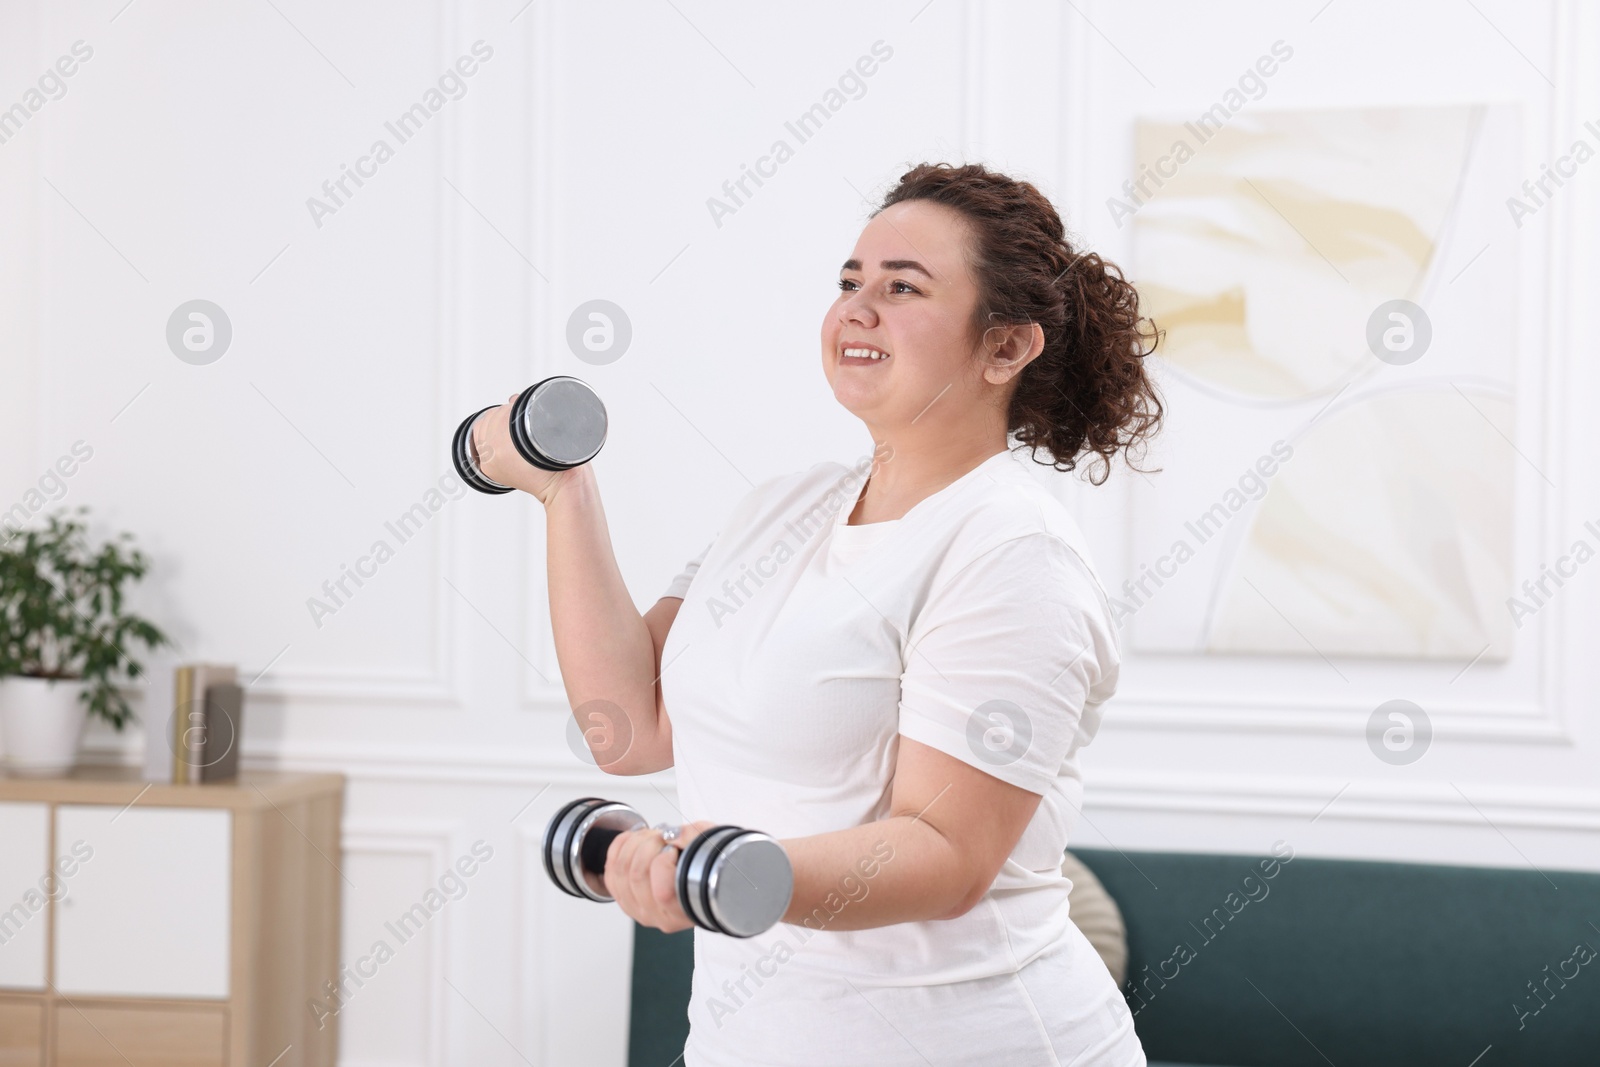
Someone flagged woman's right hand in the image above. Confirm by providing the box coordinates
[470,392,583,506]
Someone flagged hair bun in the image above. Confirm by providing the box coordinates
[876,163,1164,484]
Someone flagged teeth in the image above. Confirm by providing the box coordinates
[844,347,889,360]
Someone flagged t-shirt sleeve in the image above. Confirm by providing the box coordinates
[662,539,715,600]
[896,532,1120,796]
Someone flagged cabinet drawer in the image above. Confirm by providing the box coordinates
[54,807,231,999]
[54,1004,225,1067]
[0,997,43,1067]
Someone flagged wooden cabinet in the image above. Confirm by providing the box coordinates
[0,769,342,1067]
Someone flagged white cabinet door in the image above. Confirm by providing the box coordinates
[54,805,232,999]
[0,802,50,991]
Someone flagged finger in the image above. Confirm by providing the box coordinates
[651,845,681,910]
[617,829,662,912]
[605,829,636,909]
[675,820,716,849]
[628,831,674,924]
[472,403,498,442]
[628,829,665,890]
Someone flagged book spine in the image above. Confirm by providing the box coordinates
[196,665,239,783]
[172,665,194,785]
[203,681,243,783]
[186,669,207,783]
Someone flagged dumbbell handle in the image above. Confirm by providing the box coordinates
[580,826,626,879]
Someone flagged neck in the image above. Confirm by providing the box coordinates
[849,419,1008,525]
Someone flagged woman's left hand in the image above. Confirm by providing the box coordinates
[604,820,718,933]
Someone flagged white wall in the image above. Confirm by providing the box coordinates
[1,1,1595,1064]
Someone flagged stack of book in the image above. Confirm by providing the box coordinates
[142,660,245,784]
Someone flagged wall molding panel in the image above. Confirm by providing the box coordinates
[340,822,456,1067]
[1057,0,1597,858]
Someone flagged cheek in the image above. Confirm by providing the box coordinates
[820,307,844,342]
[889,326,940,379]
[820,316,842,379]
[908,319,973,379]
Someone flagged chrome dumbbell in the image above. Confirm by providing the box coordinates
[451,376,608,494]
[542,797,794,938]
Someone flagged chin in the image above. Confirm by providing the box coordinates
[828,382,883,422]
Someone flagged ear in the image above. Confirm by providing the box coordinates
[981,322,1045,385]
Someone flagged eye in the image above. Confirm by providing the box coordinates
[836,278,920,294]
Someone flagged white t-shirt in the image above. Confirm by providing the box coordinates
[658,448,1145,1067]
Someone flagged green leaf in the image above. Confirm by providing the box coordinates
[0,507,169,730]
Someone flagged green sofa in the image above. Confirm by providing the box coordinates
[630,848,1600,1066]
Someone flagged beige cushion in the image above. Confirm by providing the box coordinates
[1062,849,1127,987]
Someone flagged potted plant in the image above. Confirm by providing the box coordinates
[0,506,171,776]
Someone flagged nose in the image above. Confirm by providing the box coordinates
[837,287,878,329]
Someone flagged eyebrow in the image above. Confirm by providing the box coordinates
[840,258,934,279]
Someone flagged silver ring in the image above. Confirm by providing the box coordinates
[652,822,682,843]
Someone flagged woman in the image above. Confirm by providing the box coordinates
[474,161,1162,1066]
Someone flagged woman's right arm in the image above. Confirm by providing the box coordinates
[544,465,681,775]
[472,400,677,775]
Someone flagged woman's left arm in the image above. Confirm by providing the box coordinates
[602,738,1041,934]
[776,735,1042,929]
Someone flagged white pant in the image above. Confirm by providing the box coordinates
[684,920,1147,1067]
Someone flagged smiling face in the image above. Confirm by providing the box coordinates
[821,200,990,430]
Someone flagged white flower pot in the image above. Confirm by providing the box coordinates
[0,676,90,777]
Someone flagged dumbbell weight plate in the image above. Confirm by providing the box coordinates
[542,797,606,899]
[677,825,795,938]
[509,376,608,472]
[451,405,515,494]
[543,797,646,902]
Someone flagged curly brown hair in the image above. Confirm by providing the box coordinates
[874,162,1164,484]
